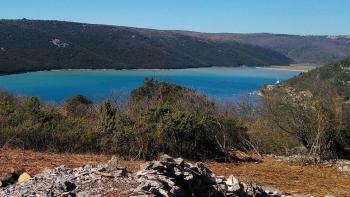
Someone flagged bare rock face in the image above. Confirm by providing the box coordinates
[51,38,69,48]
[131,154,281,197]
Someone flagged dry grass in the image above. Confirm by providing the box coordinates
[0,149,142,177]
[1,149,349,196]
[207,158,350,196]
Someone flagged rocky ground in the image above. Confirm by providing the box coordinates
[1,149,349,196]
[131,154,285,197]
[0,155,297,197]
[0,160,137,196]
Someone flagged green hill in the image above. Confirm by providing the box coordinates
[0,19,292,74]
[286,58,350,99]
[175,31,350,64]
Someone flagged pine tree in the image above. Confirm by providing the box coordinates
[98,100,116,134]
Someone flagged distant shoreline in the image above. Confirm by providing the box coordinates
[1,66,211,76]
[256,64,318,72]
[0,68,172,76]
[0,65,305,76]
[255,67,306,72]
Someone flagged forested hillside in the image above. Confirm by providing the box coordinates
[286,58,350,98]
[176,31,350,64]
[0,19,292,74]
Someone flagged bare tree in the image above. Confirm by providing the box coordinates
[261,82,343,161]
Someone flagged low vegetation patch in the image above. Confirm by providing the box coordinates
[0,78,249,161]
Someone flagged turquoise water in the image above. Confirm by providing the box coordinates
[0,67,300,103]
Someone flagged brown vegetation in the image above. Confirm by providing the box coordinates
[261,84,345,161]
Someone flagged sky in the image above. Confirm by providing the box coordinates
[1,0,349,35]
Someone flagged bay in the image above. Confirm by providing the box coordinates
[0,67,300,103]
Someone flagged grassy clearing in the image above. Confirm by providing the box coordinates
[1,149,349,196]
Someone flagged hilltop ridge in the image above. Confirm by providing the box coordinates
[0,19,292,74]
[175,31,350,64]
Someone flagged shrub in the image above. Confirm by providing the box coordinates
[62,94,93,118]
[0,80,249,161]
[261,81,346,161]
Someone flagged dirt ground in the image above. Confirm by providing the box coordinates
[1,149,349,196]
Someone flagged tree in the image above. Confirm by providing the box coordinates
[0,90,15,116]
[98,100,116,134]
[23,97,41,116]
[62,95,93,118]
[262,83,344,161]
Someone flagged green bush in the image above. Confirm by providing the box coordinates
[0,79,249,160]
[0,94,99,152]
[62,94,93,118]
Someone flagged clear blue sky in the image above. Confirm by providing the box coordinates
[1,0,349,35]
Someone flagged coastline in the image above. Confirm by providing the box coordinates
[256,64,318,72]
[0,65,306,77]
[255,67,307,72]
[0,66,215,76]
[0,68,167,76]
[0,66,243,76]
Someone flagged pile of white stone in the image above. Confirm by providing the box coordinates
[0,157,136,197]
[131,154,283,197]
